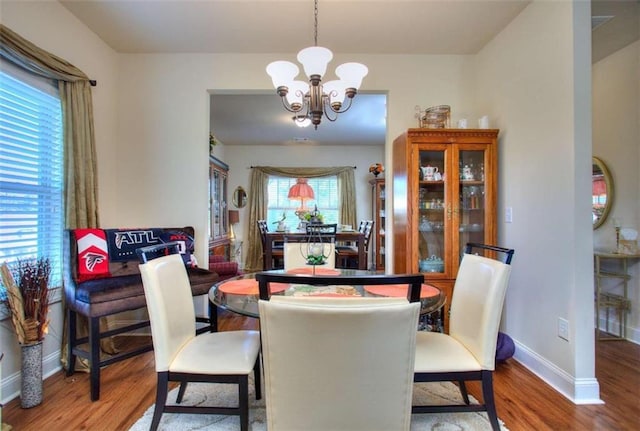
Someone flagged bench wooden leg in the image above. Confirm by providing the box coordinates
[89,316,101,401]
[66,308,77,376]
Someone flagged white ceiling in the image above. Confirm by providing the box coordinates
[59,0,531,55]
[58,0,531,146]
[58,0,638,146]
[210,92,388,146]
[592,0,640,63]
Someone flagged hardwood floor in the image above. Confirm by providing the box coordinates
[3,313,639,431]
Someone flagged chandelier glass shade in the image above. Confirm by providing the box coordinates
[266,0,368,129]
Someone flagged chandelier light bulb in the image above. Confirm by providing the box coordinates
[294,116,312,128]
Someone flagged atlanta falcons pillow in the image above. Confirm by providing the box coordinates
[74,229,111,282]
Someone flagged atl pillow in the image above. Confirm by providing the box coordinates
[74,229,111,281]
[105,228,165,262]
[160,229,196,267]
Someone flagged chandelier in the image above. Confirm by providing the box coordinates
[266,0,368,129]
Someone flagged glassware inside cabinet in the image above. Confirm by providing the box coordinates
[418,150,445,273]
[459,150,485,253]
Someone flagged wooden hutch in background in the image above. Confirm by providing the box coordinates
[393,128,499,326]
[209,156,230,259]
[370,178,386,270]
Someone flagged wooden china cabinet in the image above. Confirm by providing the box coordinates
[370,178,386,270]
[209,156,230,259]
[392,129,499,329]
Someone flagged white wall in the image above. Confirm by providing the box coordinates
[1,0,119,401]
[475,1,597,402]
[593,40,640,342]
[1,0,601,406]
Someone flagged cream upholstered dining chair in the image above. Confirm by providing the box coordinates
[139,254,261,431]
[283,238,335,271]
[259,296,420,431]
[412,250,513,431]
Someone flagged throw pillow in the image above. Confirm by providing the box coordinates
[495,332,515,362]
[160,229,196,267]
[73,229,111,282]
[105,228,165,262]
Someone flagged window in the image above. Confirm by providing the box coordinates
[267,176,339,228]
[0,63,64,287]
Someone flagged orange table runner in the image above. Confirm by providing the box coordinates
[363,283,440,299]
[218,278,288,295]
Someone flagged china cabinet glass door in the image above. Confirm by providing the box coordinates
[417,148,448,275]
[417,145,491,276]
[457,149,488,260]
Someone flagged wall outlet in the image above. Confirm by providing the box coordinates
[505,207,513,223]
[558,317,569,341]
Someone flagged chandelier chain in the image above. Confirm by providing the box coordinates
[314,0,318,46]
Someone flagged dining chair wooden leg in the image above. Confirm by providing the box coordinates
[481,370,500,431]
[253,356,262,400]
[239,375,249,431]
[151,372,169,431]
[176,380,188,403]
[458,380,471,404]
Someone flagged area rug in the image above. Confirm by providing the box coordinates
[129,379,508,431]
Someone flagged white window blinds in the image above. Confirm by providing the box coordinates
[0,63,63,287]
[267,176,339,228]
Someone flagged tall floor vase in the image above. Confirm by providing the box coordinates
[21,341,43,408]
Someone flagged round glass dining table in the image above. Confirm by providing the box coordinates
[208,268,446,323]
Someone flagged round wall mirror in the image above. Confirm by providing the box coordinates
[233,186,247,208]
[592,157,614,230]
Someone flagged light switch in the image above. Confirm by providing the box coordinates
[505,207,513,223]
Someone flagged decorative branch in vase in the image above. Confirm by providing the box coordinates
[1,258,52,344]
[1,257,52,408]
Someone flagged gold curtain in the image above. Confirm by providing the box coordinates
[1,25,104,369]
[244,166,356,272]
[60,80,100,228]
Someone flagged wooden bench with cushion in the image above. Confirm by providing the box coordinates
[63,226,219,401]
